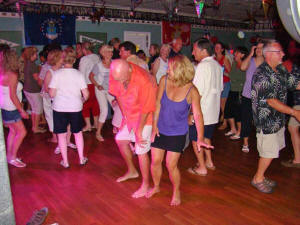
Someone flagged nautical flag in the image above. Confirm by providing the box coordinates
[23,12,76,45]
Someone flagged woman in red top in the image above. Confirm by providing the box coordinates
[214,42,232,130]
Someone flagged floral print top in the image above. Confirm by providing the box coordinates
[251,62,299,134]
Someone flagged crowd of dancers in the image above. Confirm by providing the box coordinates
[0,34,299,206]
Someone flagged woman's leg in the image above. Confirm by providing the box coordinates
[95,90,109,139]
[219,98,228,130]
[74,131,85,162]
[241,97,253,148]
[288,125,300,163]
[191,141,207,175]
[166,151,181,206]
[6,123,16,160]
[146,147,165,198]
[58,132,68,166]
[7,121,27,164]
[228,118,237,133]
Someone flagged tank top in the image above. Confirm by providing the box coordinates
[0,82,23,111]
[41,68,54,98]
[214,55,230,83]
[157,78,192,136]
[155,57,168,84]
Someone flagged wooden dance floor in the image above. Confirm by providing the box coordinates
[8,123,300,225]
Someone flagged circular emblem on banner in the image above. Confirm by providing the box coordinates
[41,18,63,41]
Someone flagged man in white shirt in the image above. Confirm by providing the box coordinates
[79,42,101,131]
[188,38,223,176]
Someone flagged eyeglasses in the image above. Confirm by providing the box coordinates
[266,50,283,53]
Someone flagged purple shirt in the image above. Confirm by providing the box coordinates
[242,58,257,98]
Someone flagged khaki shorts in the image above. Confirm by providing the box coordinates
[115,124,152,155]
[256,127,285,158]
[288,105,300,127]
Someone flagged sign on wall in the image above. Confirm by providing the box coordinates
[124,31,151,56]
[0,31,22,53]
[76,32,107,53]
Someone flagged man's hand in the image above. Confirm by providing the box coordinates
[97,85,104,91]
[250,45,256,57]
[135,131,147,148]
[111,99,118,107]
[293,109,300,122]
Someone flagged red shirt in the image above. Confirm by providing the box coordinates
[109,63,157,131]
[214,55,230,83]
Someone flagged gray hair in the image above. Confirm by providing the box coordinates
[262,39,280,57]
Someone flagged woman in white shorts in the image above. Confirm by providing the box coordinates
[23,47,45,133]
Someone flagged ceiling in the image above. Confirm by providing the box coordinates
[22,0,272,23]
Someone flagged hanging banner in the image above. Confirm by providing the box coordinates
[23,12,76,45]
[162,21,191,46]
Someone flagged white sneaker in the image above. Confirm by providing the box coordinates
[54,146,60,154]
[67,143,77,150]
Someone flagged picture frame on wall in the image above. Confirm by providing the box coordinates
[124,31,151,56]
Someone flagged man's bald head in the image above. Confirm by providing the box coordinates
[110,59,131,83]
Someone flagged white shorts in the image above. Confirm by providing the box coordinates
[115,124,152,155]
[256,127,285,158]
[24,91,43,114]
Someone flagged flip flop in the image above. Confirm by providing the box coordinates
[187,167,207,176]
[206,164,216,170]
[251,180,273,194]
[26,207,48,225]
[281,159,300,168]
[225,131,235,136]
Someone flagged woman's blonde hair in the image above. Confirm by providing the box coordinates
[168,55,195,87]
[0,49,19,73]
[99,44,113,56]
[24,46,38,61]
[47,49,63,66]
[160,44,171,55]
[63,48,76,65]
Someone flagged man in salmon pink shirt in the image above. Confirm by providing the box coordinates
[109,59,157,198]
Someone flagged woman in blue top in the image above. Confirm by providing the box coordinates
[146,55,213,206]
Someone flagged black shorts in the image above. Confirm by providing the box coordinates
[224,91,242,121]
[189,123,216,141]
[151,133,186,153]
[53,110,84,134]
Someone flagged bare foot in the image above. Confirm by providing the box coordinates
[145,186,160,198]
[218,123,227,130]
[82,126,92,132]
[116,172,139,183]
[132,185,149,198]
[170,190,181,206]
